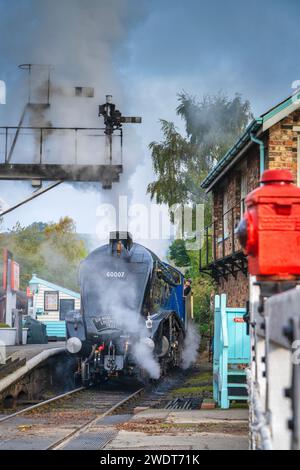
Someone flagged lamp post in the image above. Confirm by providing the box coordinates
[29,275,39,319]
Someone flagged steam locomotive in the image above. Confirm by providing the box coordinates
[65,232,191,385]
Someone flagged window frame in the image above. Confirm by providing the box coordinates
[59,298,75,321]
[222,190,229,239]
[240,171,248,217]
[44,291,59,312]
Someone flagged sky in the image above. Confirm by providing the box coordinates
[0,0,300,254]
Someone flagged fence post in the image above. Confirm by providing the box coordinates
[220,293,229,409]
[213,295,220,403]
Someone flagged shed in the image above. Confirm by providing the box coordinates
[28,275,80,339]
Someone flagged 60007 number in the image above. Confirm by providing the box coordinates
[106,271,125,278]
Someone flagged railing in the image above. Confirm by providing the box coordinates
[199,199,245,271]
[0,126,123,166]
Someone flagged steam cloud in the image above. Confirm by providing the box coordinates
[181,321,200,369]
[82,254,199,379]
[0,0,149,202]
[0,0,173,258]
[86,279,161,379]
[107,289,160,380]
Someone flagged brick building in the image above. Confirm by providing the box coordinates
[199,92,300,307]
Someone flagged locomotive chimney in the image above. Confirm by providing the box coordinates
[109,231,133,254]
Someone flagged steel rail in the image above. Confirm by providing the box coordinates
[47,387,145,451]
[0,386,85,424]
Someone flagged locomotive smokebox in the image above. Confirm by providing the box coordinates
[237,169,300,280]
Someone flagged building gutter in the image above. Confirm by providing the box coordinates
[250,132,265,177]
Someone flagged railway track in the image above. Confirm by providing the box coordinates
[0,385,144,450]
[47,387,144,450]
[0,362,205,450]
[0,386,86,424]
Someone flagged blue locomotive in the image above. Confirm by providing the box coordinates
[65,232,191,385]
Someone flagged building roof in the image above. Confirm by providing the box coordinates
[29,275,80,299]
[201,91,300,192]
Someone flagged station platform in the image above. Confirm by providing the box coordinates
[6,342,66,363]
[104,408,249,451]
[0,342,66,395]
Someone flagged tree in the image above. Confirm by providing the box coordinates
[147,91,253,337]
[44,217,87,263]
[147,120,191,207]
[169,239,190,267]
[148,92,253,209]
[177,92,253,167]
[0,217,88,292]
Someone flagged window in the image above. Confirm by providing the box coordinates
[59,299,75,321]
[44,291,59,311]
[222,191,229,238]
[240,172,247,216]
[152,275,164,311]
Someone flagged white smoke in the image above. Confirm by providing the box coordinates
[133,340,160,380]
[0,197,8,212]
[92,281,160,379]
[0,0,149,197]
[0,1,174,257]
[181,321,200,369]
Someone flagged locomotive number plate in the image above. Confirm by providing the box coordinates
[105,271,126,279]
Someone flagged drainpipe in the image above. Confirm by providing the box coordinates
[250,133,265,177]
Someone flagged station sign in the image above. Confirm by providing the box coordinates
[234,317,245,323]
[2,249,13,289]
[10,261,20,291]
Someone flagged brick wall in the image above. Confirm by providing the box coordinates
[267,109,300,180]
[214,150,259,308]
[218,271,249,308]
[210,110,300,307]
[246,145,261,192]
[212,145,260,259]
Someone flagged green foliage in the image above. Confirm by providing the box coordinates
[0,217,88,292]
[177,92,253,165]
[148,92,253,209]
[185,249,214,337]
[147,120,208,207]
[147,120,192,207]
[169,239,190,267]
[148,91,253,337]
